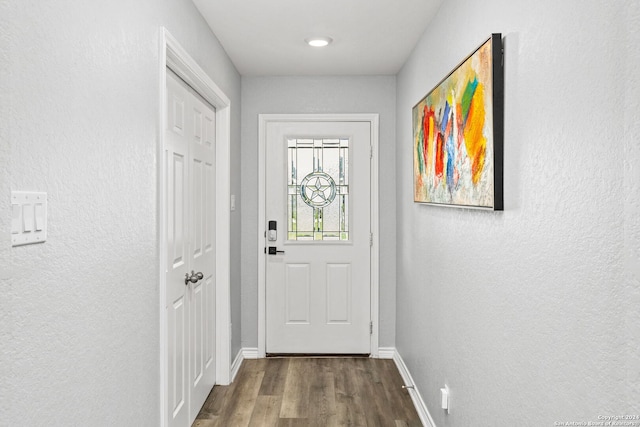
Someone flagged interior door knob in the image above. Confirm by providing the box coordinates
[184,270,204,285]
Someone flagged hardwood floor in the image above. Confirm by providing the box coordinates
[193,357,422,427]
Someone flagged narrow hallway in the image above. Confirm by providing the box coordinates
[193,358,421,426]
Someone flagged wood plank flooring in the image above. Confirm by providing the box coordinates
[193,357,422,427]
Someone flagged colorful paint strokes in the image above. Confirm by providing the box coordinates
[413,34,503,210]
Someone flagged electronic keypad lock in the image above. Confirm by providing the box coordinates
[268,220,277,241]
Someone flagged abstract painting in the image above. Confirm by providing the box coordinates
[413,34,503,210]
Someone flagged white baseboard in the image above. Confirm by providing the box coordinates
[230,349,243,382]
[242,347,259,359]
[391,349,436,427]
[377,347,396,359]
[230,347,259,383]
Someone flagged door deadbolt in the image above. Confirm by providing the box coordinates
[268,220,277,241]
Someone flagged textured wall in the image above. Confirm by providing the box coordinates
[396,0,639,425]
[241,76,397,349]
[0,0,241,425]
[624,0,640,405]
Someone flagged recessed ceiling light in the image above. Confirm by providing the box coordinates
[305,37,332,47]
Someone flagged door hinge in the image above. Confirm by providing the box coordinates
[370,321,373,335]
[370,146,373,159]
[370,232,373,247]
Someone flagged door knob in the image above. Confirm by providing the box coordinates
[184,270,204,285]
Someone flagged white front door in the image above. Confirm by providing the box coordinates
[165,69,216,427]
[265,120,372,354]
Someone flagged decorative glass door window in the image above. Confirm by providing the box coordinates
[287,138,349,241]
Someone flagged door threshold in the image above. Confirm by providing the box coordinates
[266,353,370,358]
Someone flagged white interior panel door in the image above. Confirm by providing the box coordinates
[188,87,217,422]
[265,120,371,354]
[165,69,216,427]
[166,71,189,427]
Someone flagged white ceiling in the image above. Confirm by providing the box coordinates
[192,0,444,76]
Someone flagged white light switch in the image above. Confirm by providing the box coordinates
[11,191,47,247]
[35,204,45,231]
[11,204,21,234]
[23,204,34,232]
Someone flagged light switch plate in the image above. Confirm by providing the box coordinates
[11,191,47,247]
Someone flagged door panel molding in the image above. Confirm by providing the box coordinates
[159,28,231,427]
[257,114,380,358]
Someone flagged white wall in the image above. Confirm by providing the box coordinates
[241,76,397,349]
[624,0,640,405]
[396,0,639,425]
[0,0,241,424]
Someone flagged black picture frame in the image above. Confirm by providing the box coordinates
[412,33,503,210]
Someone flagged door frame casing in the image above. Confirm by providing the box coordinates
[159,28,232,427]
[257,113,380,358]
